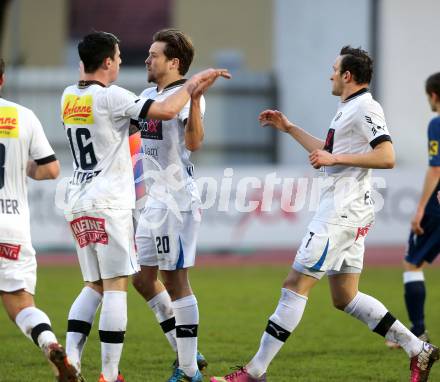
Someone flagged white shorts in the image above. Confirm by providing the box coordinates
[135,208,200,271]
[65,209,139,282]
[293,219,372,279]
[0,242,37,294]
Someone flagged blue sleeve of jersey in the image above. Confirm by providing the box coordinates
[428,118,440,166]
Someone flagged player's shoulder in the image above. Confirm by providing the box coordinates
[428,115,440,129]
[356,92,383,114]
[139,86,157,98]
[0,97,36,119]
[107,84,138,101]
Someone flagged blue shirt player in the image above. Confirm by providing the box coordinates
[387,72,440,348]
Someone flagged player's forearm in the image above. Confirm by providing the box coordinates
[416,167,440,212]
[185,98,204,152]
[286,123,325,153]
[333,143,395,169]
[147,85,192,120]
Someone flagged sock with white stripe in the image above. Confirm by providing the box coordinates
[99,291,127,382]
[15,307,58,349]
[344,291,423,357]
[403,271,426,336]
[66,286,102,371]
[173,295,199,377]
[247,288,307,378]
[148,290,177,352]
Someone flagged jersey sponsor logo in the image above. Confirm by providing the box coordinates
[365,115,385,136]
[429,140,439,156]
[0,243,20,260]
[355,223,371,241]
[0,107,19,138]
[70,216,108,248]
[324,128,335,153]
[0,198,20,214]
[139,119,163,140]
[144,146,159,160]
[63,95,94,125]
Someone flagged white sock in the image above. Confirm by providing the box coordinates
[15,307,57,349]
[67,286,102,370]
[148,290,177,352]
[247,288,307,377]
[173,295,199,377]
[344,292,423,357]
[99,291,127,382]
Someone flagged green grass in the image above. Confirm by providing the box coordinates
[1,265,439,381]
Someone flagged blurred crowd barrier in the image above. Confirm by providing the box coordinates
[29,166,420,252]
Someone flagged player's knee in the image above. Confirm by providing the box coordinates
[332,299,348,311]
[132,273,153,297]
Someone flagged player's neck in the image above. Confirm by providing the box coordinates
[156,73,183,92]
[340,84,368,101]
[81,72,111,87]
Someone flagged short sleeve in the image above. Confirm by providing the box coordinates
[108,85,154,121]
[428,118,440,166]
[179,95,206,126]
[359,102,392,148]
[29,111,56,163]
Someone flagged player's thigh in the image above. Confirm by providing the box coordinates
[1,289,35,321]
[135,208,160,268]
[96,209,139,280]
[0,242,37,295]
[293,220,353,274]
[143,209,200,271]
[405,214,440,267]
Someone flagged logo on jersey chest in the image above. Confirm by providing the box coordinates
[0,107,19,138]
[70,216,108,248]
[139,119,163,140]
[63,95,94,125]
[0,243,20,260]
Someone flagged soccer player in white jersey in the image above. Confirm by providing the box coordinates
[60,31,230,382]
[130,29,207,382]
[0,59,83,382]
[211,46,439,382]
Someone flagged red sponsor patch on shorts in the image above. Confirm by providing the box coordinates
[355,224,371,241]
[70,216,108,248]
[0,243,21,260]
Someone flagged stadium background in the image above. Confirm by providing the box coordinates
[0,1,440,381]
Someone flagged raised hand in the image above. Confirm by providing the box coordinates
[259,110,292,133]
[188,68,231,97]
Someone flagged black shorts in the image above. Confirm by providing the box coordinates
[405,214,440,266]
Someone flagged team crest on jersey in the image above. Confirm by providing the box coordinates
[70,216,108,248]
[0,107,19,138]
[139,119,163,140]
[429,140,438,156]
[63,95,94,125]
[0,243,20,260]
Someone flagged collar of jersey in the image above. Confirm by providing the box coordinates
[78,80,106,89]
[157,78,187,93]
[342,87,369,103]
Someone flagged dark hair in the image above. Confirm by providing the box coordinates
[0,58,4,76]
[78,31,120,73]
[426,72,440,97]
[339,45,373,85]
[152,29,194,75]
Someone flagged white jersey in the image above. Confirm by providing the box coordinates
[314,89,392,227]
[136,80,205,211]
[61,81,154,213]
[0,98,55,243]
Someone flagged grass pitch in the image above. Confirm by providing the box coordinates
[0,264,439,381]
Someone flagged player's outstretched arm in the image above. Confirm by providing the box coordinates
[259,110,324,153]
[147,69,230,121]
[27,159,60,180]
[309,140,395,169]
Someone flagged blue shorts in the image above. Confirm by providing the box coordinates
[405,214,440,266]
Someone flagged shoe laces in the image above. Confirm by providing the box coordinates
[416,344,433,371]
[169,368,186,382]
[224,366,247,380]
